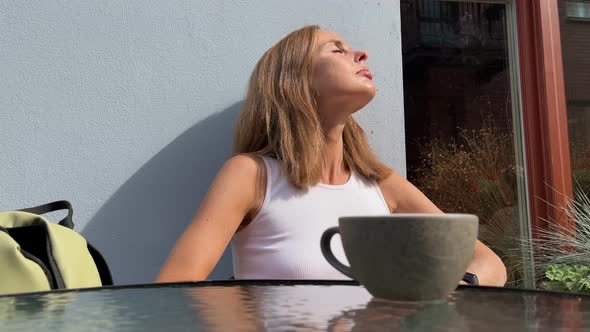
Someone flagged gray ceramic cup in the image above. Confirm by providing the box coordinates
[321,214,478,301]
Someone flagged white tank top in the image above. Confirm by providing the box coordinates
[231,156,390,280]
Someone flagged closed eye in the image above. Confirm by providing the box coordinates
[332,49,344,54]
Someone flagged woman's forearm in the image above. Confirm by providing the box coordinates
[466,240,507,286]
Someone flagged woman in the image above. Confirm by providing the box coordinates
[156,25,507,286]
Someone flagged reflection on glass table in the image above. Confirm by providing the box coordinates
[0,280,588,331]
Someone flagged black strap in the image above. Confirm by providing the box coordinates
[462,272,480,286]
[18,201,74,229]
[87,243,114,286]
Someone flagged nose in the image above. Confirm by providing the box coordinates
[354,50,368,63]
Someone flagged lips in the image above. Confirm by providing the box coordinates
[356,68,373,80]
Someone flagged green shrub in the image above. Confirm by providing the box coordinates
[544,264,590,293]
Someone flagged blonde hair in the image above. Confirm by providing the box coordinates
[234,25,391,189]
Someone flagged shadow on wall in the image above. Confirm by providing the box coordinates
[83,102,243,285]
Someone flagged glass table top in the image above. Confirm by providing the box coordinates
[1,280,589,331]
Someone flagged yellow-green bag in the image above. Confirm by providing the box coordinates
[0,201,112,295]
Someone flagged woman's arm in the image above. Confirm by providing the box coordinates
[378,170,507,287]
[156,154,262,282]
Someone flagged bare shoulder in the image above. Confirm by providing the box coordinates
[221,154,263,176]
[205,154,267,231]
[377,168,442,214]
[376,168,405,212]
[215,154,266,210]
[377,168,406,187]
[377,168,412,198]
[215,154,265,186]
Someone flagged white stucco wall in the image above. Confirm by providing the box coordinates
[0,0,405,284]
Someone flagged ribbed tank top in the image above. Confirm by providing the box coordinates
[231,156,390,280]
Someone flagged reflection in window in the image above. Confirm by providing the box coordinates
[559,0,590,197]
[401,1,527,286]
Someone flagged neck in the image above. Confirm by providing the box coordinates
[319,110,349,185]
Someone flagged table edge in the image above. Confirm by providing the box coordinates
[2,279,590,300]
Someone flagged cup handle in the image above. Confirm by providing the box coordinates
[320,227,355,279]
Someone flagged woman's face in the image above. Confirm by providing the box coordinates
[311,30,376,116]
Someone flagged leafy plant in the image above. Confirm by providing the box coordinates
[543,263,590,292]
[528,138,590,293]
[489,184,590,292]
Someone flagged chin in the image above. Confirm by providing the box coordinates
[359,82,376,97]
[361,86,377,102]
[350,92,376,113]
